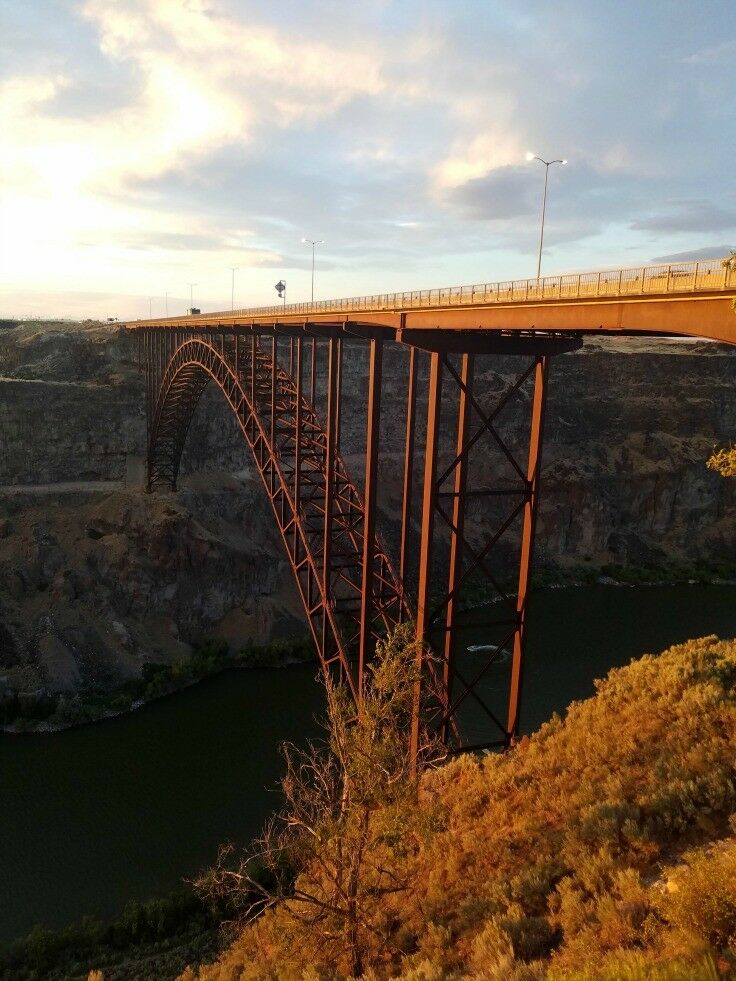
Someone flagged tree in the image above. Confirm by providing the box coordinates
[196,625,443,977]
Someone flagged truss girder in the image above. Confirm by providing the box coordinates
[140,326,559,754]
[145,332,408,695]
[409,351,550,754]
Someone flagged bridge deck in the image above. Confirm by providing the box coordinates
[127,256,736,347]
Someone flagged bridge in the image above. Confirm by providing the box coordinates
[127,257,736,756]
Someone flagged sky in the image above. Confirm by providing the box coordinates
[0,0,735,320]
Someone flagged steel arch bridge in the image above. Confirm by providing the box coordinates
[129,256,736,756]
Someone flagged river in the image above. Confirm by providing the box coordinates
[1,583,736,943]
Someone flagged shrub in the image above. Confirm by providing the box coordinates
[548,951,721,980]
[186,634,736,979]
[657,841,736,953]
[707,446,736,477]
[0,889,220,981]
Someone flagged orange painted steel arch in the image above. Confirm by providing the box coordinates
[147,335,358,692]
[147,335,411,696]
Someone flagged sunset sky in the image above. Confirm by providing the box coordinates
[1,0,735,320]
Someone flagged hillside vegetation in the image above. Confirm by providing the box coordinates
[182,631,736,980]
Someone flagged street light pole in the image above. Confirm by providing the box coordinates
[301,237,324,303]
[526,153,567,279]
[230,267,238,311]
[188,282,197,312]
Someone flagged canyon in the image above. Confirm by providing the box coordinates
[0,319,734,705]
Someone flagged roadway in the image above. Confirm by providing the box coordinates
[126,257,736,347]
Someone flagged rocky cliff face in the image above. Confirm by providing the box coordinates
[0,320,734,700]
[542,339,736,568]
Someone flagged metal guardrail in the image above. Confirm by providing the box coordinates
[181,257,736,322]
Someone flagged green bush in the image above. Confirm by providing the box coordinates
[0,890,221,981]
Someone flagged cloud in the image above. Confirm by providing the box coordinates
[433,134,524,191]
[682,39,736,65]
[448,166,538,220]
[650,246,734,263]
[443,161,661,260]
[80,0,392,155]
[121,231,237,251]
[3,0,736,317]
[631,202,736,234]
[3,0,410,206]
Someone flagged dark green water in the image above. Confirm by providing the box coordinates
[1,584,736,943]
[0,663,325,944]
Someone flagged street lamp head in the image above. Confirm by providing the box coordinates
[301,237,308,244]
[561,159,568,165]
[525,151,535,162]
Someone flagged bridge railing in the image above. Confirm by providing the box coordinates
[185,256,735,322]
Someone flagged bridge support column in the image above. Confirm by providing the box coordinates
[322,337,339,665]
[507,354,548,744]
[411,351,442,762]
[410,344,558,754]
[294,336,303,559]
[358,338,383,691]
[398,346,418,615]
[441,352,474,745]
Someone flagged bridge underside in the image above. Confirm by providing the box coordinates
[139,325,582,753]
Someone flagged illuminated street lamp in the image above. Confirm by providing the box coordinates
[301,237,323,303]
[526,152,567,279]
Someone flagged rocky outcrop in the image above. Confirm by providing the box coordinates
[0,320,734,700]
[0,479,303,698]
